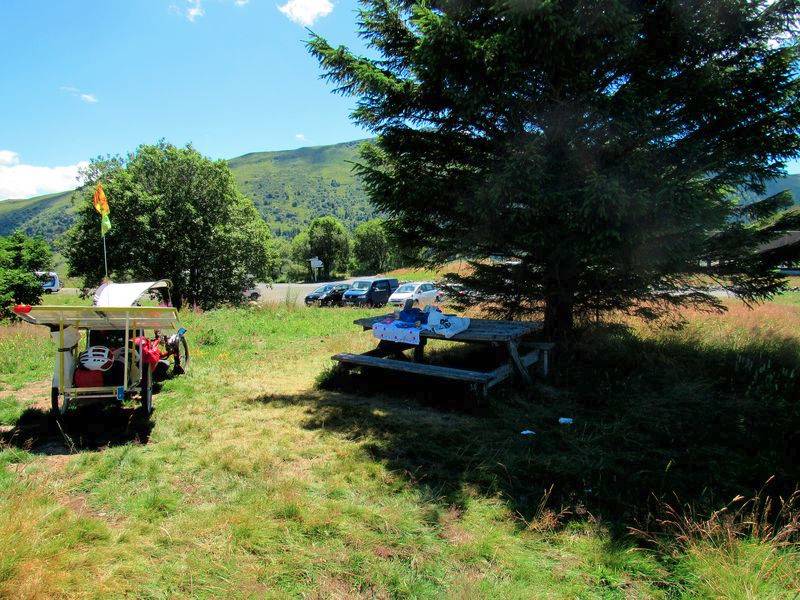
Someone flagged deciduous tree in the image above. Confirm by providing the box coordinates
[0,232,52,318]
[305,216,351,279]
[353,218,390,273]
[65,143,275,309]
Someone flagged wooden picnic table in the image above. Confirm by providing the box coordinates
[332,314,553,398]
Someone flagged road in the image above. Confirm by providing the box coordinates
[59,279,367,307]
[254,279,359,306]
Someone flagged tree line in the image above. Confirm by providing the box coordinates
[62,142,408,308]
[0,142,405,317]
[281,215,399,281]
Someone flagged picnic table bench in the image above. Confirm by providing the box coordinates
[332,314,553,398]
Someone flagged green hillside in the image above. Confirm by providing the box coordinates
[2,139,798,243]
[0,139,375,242]
[229,139,373,238]
[0,189,80,242]
[762,173,800,202]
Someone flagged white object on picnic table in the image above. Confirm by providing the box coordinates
[372,320,422,345]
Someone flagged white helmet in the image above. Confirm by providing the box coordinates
[79,346,114,371]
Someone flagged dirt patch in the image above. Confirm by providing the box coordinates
[19,465,124,528]
[373,545,395,559]
[0,380,50,406]
[439,507,475,545]
[309,575,385,600]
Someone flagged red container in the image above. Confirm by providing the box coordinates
[74,369,104,388]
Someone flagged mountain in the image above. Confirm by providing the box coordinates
[761,174,800,204]
[0,189,81,242]
[229,139,372,238]
[0,139,375,242]
[2,141,799,242]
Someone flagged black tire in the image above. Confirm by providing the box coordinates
[172,336,190,375]
[250,292,260,301]
[51,386,68,416]
[139,367,153,415]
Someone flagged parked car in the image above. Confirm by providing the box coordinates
[435,281,477,303]
[36,271,61,293]
[243,285,261,301]
[342,278,399,307]
[388,281,441,308]
[305,283,350,306]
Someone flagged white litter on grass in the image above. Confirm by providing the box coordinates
[520,430,536,436]
[558,418,574,425]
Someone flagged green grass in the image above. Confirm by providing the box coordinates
[0,301,798,597]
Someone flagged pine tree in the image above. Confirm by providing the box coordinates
[309,0,800,335]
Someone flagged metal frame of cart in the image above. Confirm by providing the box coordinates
[13,289,180,415]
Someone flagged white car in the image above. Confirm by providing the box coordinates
[388,281,441,308]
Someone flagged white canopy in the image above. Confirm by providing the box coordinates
[13,305,179,331]
[93,280,171,307]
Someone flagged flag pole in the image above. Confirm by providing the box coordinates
[102,234,108,279]
[93,182,111,281]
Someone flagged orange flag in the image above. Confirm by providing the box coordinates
[92,183,111,236]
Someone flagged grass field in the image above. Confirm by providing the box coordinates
[0,292,798,598]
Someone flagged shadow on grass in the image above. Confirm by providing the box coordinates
[252,324,800,529]
[1,402,155,456]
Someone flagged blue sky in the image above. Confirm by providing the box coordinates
[1,1,798,199]
[0,0,368,199]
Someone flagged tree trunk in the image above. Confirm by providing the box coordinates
[544,293,574,339]
[172,290,183,311]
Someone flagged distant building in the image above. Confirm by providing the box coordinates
[758,230,800,272]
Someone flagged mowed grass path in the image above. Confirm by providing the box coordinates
[1,294,799,598]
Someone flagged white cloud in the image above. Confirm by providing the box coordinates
[278,0,333,26]
[171,0,249,21]
[60,85,99,104]
[186,0,204,21]
[0,151,20,167]
[0,152,88,200]
[295,133,307,142]
[171,0,204,21]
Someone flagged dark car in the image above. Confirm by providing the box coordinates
[304,283,350,306]
[341,278,399,308]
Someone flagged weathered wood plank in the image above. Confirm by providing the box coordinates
[507,341,534,387]
[486,349,539,389]
[332,353,495,384]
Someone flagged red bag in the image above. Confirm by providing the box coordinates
[135,336,162,366]
[74,369,104,387]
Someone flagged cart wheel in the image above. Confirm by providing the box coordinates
[51,386,68,416]
[139,367,153,415]
[172,336,190,375]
